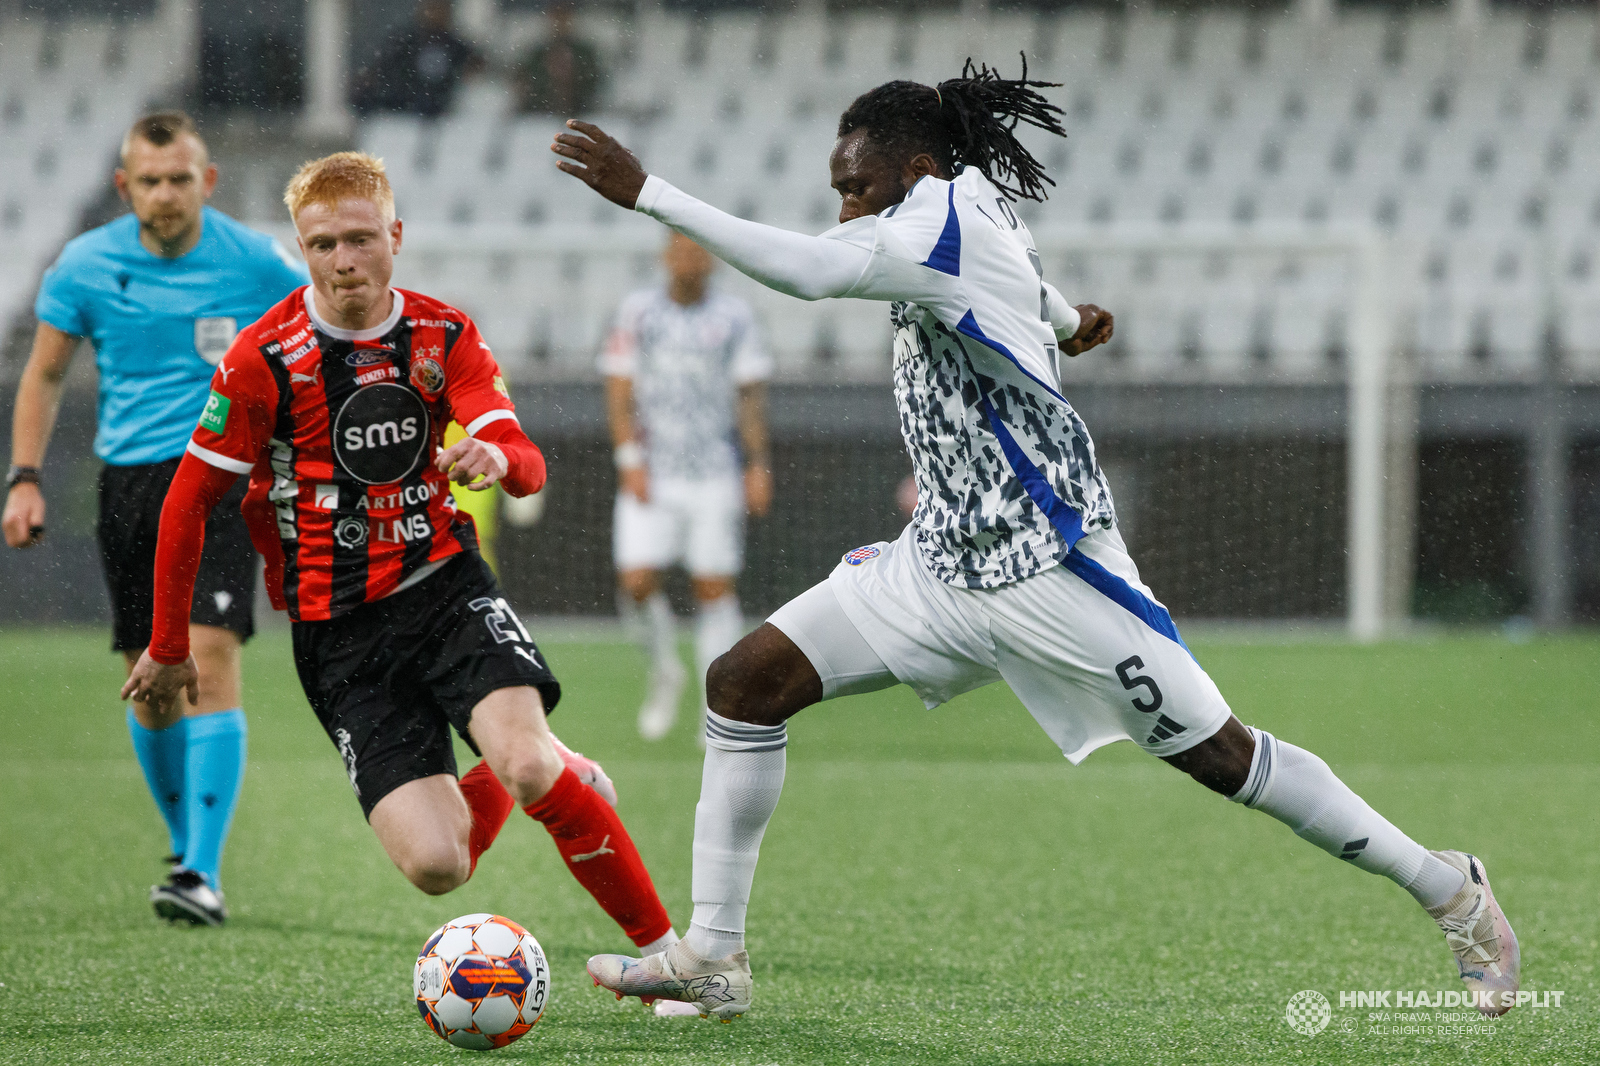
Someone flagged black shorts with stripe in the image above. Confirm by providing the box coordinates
[290,551,561,819]
[98,458,257,653]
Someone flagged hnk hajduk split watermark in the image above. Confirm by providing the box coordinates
[1284,988,1566,1037]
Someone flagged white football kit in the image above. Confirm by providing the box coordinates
[600,286,772,577]
[635,167,1231,761]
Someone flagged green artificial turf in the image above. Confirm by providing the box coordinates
[0,626,1595,1064]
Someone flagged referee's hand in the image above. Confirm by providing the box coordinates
[3,483,46,548]
[121,650,199,716]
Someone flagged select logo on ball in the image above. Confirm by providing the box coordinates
[416,913,548,1050]
[333,382,429,485]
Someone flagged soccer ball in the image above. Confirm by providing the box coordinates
[415,913,549,1050]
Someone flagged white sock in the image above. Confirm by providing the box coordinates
[1232,728,1466,909]
[637,927,679,957]
[620,589,678,671]
[685,710,786,960]
[694,593,743,701]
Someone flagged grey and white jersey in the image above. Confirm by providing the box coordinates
[636,166,1116,589]
[887,297,1113,587]
[599,286,771,481]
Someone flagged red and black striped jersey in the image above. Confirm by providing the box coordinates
[185,286,519,621]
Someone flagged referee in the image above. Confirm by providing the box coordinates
[2,111,307,926]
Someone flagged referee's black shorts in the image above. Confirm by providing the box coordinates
[291,551,562,819]
[97,457,257,654]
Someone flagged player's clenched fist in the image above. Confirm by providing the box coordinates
[437,436,509,491]
[1063,304,1114,357]
[551,120,649,209]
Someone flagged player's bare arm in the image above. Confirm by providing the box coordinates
[3,321,79,548]
[550,120,648,209]
[737,382,771,517]
[603,374,648,502]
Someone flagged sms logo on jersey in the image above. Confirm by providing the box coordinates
[844,545,881,566]
[333,383,430,485]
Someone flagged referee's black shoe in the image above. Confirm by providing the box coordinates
[150,868,227,927]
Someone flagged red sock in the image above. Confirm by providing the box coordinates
[523,767,673,947]
[459,760,516,878]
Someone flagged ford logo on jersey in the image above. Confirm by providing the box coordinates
[345,347,394,367]
[332,382,430,485]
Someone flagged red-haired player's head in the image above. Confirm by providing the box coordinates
[284,152,402,331]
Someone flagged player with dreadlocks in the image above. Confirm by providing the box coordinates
[552,61,1520,1021]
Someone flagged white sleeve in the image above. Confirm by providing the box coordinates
[1042,283,1081,342]
[635,176,871,301]
[837,176,964,312]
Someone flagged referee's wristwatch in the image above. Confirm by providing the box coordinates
[5,465,40,490]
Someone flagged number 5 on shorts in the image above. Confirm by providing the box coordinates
[1115,655,1163,712]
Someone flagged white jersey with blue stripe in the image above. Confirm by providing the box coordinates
[635,166,1116,590]
[824,167,1116,588]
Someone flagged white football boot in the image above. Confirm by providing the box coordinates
[550,735,618,807]
[637,656,686,741]
[653,1000,703,1018]
[1427,850,1520,1016]
[588,939,752,1021]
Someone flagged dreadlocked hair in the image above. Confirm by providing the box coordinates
[836,55,1066,202]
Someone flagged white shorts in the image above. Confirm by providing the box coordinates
[612,476,744,577]
[767,524,1232,764]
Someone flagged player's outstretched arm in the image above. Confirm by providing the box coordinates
[3,322,79,548]
[552,122,870,301]
[120,453,237,714]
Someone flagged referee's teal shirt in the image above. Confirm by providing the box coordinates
[34,206,309,466]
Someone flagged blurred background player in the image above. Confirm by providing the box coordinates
[122,153,692,992]
[2,110,307,926]
[601,231,773,742]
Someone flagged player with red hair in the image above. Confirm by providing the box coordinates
[123,154,694,991]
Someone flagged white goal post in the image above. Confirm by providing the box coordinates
[1029,226,1393,641]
